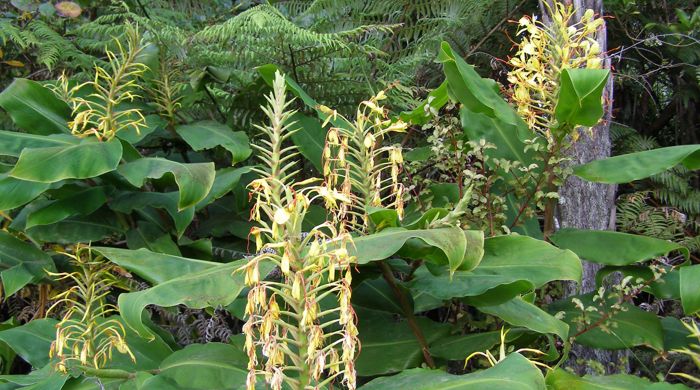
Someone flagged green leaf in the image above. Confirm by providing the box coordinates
[25,209,124,244]
[0,319,56,368]
[110,192,194,237]
[0,131,77,157]
[410,235,581,300]
[195,166,253,210]
[0,175,50,211]
[356,309,450,376]
[573,145,700,184]
[287,113,326,171]
[429,331,503,360]
[0,79,71,135]
[93,247,216,285]
[550,228,689,265]
[352,278,405,315]
[546,368,688,389]
[554,68,610,127]
[139,343,248,389]
[680,265,700,314]
[550,293,664,351]
[26,187,107,229]
[399,81,449,125]
[117,114,165,145]
[10,138,123,183]
[360,353,545,389]
[0,364,68,389]
[662,317,693,351]
[126,222,181,256]
[350,227,483,274]
[117,158,215,210]
[474,297,569,339]
[0,231,56,297]
[175,120,251,164]
[117,257,272,339]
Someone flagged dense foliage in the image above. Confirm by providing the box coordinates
[0,1,698,389]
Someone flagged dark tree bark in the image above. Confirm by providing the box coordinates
[541,0,629,375]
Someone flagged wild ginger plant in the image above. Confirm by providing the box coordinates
[240,71,358,390]
[47,245,134,373]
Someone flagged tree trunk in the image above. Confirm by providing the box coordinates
[541,0,629,375]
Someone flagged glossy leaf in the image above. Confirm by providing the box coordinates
[573,145,700,184]
[554,68,610,127]
[117,158,215,210]
[126,221,181,256]
[26,186,107,228]
[175,120,251,164]
[475,297,569,339]
[0,318,56,368]
[0,131,76,157]
[287,112,325,171]
[117,258,272,339]
[10,138,123,183]
[356,309,450,376]
[400,81,449,125]
[25,209,124,244]
[0,175,50,211]
[195,166,252,210]
[410,235,581,300]
[429,331,503,360]
[139,343,248,389]
[680,265,700,314]
[360,353,545,389]
[0,79,71,135]
[0,231,56,297]
[110,192,194,237]
[662,317,693,351]
[351,227,483,274]
[550,228,689,265]
[546,368,687,389]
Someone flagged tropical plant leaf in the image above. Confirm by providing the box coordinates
[0,318,56,368]
[360,353,545,389]
[429,330,503,361]
[680,265,700,314]
[554,68,610,127]
[474,296,569,339]
[573,145,700,184]
[117,158,215,210]
[546,368,687,389]
[0,131,76,157]
[9,138,123,183]
[26,186,107,229]
[25,209,124,244]
[175,120,251,164]
[287,112,325,172]
[0,231,56,297]
[195,166,253,210]
[550,228,689,265]
[0,79,71,135]
[110,192,194,237]
[409,235,581,300]
[355,309,451,376]
[0,175,50,211]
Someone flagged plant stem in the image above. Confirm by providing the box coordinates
[378,262,436,369]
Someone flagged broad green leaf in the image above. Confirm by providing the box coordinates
[0,175,50,211]
[118,258,272,339]
[126,222,181,256]
[0,231,56,297]
[26,209,124,244]
[351,227,483,274]
[94,247,217,285]
[546,368,688,389]
[573,145,700,184]
[0,131,76,157]
[117,158,215,210]
[287,113,325,171]
[195,166,253,210]
[10,138,123,183]
[139,343,248,389]
[117,114,165,145]
[110,192,194,237]
[429,331,503,360]
[410,235,581,300]
[356,309,451,376]
[360,353,545,389]
[475,297,569,339]
[554,68,610,127]
[26,187,107,228]
[352,277,406,315]
[0,364,68,389]
[0,79,71,135]
[550,228,689,265]
[662,317,693,351]
[104,316,173,371]
[0,319,56,368]
[680,265,700,314]
[550,293,664,351]
[175,120,251,164]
